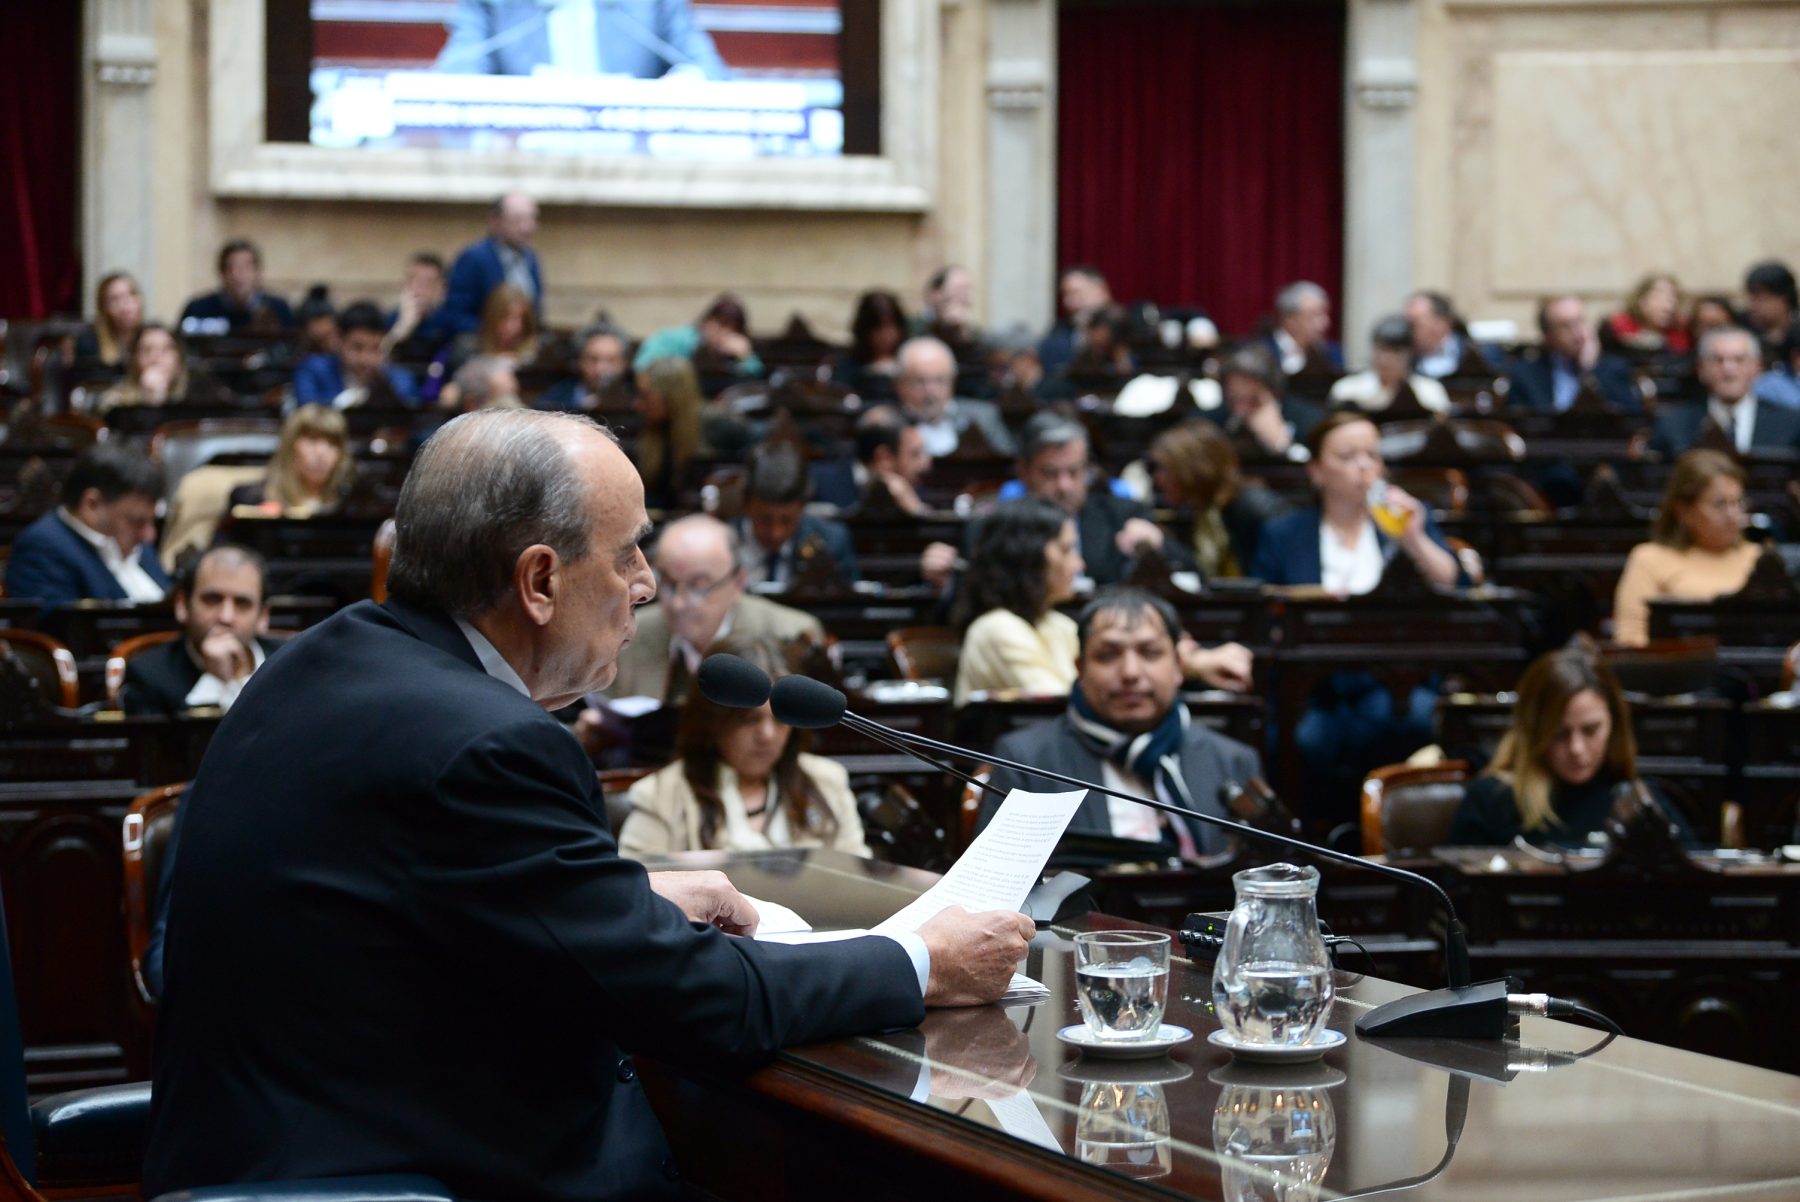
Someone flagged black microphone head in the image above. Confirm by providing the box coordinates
[696,654,773,710]
[769,675,847,729]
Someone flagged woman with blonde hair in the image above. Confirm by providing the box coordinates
[1143,420,1289,580]
[76,271,146,374]
[634,356,708,509]
[1448,644,1688,846]
[1611,449,1759,646]
[230,406,355,514]
[619,634,869,857]
[476,283,540,361]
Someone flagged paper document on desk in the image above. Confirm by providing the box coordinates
[740,894,811,936]
[989,1089,1061,1151]
[872,788,1087,938]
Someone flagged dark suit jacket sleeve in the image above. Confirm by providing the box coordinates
[431,717,923,1069]
[1248,512,1307,585]
[1505,361,1553,410]
[820,518,859,581]
[2,522,79,610]
[441,244,498,335]
[122,646,195,717]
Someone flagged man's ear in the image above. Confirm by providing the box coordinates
[173,592,190,625]
[255,605,272,637]
[514,544,560,627]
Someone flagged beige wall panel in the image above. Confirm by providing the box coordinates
[211,201,922,340]
[1489,50,1800,300]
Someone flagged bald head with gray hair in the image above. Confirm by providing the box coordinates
[1276,281,1328,316]
[388,410,613,619]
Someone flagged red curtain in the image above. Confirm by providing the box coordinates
[0,1,82,319]
[1057,2,1345,338]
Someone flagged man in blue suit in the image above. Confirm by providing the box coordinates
[4,446,169,615]
[439,191,545,336]
[1506,295,1640,413]
[437,0,727,81]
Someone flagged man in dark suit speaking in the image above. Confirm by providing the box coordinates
[143,409,1032,1201]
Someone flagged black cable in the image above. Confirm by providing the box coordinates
[1545,999,1625,1037]
[1324,934,1374,980]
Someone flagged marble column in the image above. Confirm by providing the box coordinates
[82,0,159,309]
[1342,0,1419,366]
[984,0,1057,333]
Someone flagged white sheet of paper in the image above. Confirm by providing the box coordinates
[872,788,1087,937]
[589,693,662,718]
[988,1089,1062,1151]
[754,927,868,946]
[740,894,810,935]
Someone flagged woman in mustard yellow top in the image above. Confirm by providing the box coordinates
[1612,449,1760,646]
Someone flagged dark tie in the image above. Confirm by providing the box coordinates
[766,549,783,587]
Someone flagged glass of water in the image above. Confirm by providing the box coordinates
[1075,930,1171,1041]
[1211,863,1334,1047]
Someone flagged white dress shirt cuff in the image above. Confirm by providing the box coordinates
[881,930,931,997]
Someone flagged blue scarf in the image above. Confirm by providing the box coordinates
[1067,685,1216,857]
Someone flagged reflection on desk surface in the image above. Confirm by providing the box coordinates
[643,848,1800,1200]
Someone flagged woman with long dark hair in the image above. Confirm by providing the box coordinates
[829,289,910,401]
[618,635,868,856]
[951,497,1085,706]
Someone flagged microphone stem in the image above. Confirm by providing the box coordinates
[842,710,1472,989]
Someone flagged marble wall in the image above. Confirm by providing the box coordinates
[1410,0,1800,331]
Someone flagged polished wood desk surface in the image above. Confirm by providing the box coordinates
[642,848,1800,1202]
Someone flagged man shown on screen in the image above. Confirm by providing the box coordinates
[438,0,728,81]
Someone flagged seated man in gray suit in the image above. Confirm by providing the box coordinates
[897,336,1016,459]
[975,588,1260,859]
[437,0,727,80]
[606,514,822,702]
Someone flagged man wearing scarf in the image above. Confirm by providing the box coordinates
[973,588,1260,858]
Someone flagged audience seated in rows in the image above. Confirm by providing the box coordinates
[73,270,145,380]
[1251,411,1467,821]
[438,283,542,390]
[974,589,1261,858]
[1599,272,1690,360]
[4,445,168,613]
[294,301,418,409]
[829,289,908,403]
[539,325,630,413]
[122,545,282,716]
[634,293,764,379]
[229,406,357,515]
[1448,642,1690,846]
[1506,294,1640,413]
[618,634,870,857]
[1611,450,1760,647]
[630,356,709,510]
[735,442,858,587]
[1406,289,1499,379]
[179,239,295,336]
[1649,326,1800,457]
[896,335,1014,457]
[1217,344,1323,460]
[1035,304,1137,402]
[1328,314,1451,414]
[606,514,821,702]
[1260,280,1344,376]
[440,192,542,337]
[951,497,1082,706]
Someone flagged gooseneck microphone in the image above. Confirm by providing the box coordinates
[699,656,1513,1039]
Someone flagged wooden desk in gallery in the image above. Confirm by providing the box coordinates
[633,849,1800,1202]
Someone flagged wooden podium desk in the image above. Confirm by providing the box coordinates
[636,849,1800,1202]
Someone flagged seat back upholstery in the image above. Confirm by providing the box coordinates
[123,784,187,1007]
[0,631,79,710]
[104,630,183,708]
[1360,762,1471,856]
[886,627,960,683]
